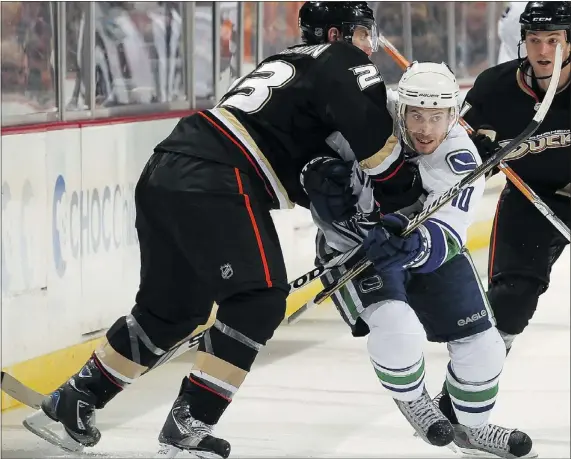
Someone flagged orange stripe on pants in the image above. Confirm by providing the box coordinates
[234,168,273,288]
[488,197,503,277]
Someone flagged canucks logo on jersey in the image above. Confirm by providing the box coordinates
[445,150,479,175]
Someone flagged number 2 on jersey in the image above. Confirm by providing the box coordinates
[351,64,382,91]
[218,61,295,113]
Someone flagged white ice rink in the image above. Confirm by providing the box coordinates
[2,248,569,458]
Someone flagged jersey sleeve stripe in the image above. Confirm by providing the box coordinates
[371,158,405,182]
[358,135,400,175]
[410,220,449,273]
[206,108,294,209]
[428,217,464,248]
[198,111,274,198]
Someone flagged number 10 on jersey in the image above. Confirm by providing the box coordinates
[451,186,474,212]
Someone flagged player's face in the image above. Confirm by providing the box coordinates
[404,107,451,155]
[351,25,375,57]
[525,30,570,78]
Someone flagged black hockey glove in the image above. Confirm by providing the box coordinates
[372,162,424,215]
[470,126,501,162]
[300,156,358,224]
[470,126,502,178]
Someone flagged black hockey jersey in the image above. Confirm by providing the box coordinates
[463,60,570,195]
[155,42,396,209]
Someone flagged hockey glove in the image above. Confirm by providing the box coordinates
[372,162,424,215]
[363,213,429,272]
[469,125,501,175]
[300,156,358,223]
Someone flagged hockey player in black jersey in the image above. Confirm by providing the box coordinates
[463,1,570,354]
[22,3,413,458]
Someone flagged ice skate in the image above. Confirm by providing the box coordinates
[157,379,230,459]
[394,387,455,447]
[450,422,536,459]
[22,357,104,452]
[437,387,537,458]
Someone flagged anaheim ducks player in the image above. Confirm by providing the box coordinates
[464,1,571,357]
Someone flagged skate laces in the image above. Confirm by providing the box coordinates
[471,423,513,451]
[190,419,213,438]
[408,392,445,431]
[173,402,213,439]
[432,391,444,407]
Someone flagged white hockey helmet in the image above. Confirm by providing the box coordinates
[396,61,460,152]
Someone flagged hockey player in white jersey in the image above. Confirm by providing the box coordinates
[306,62,535,458]
[498,2,528,64]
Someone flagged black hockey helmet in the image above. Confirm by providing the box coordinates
[520,1,571,42]
[299,2,378,51]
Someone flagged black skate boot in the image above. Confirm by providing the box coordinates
[394,387,455,447]
[157,378,231,459]
[23,354,124,452]
[436,384,536,458]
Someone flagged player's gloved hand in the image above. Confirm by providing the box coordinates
[363,213,429,272]
[300,156,358,223]
[470,125,501,162]
[373,162,424,214]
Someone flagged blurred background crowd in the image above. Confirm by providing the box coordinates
[1,1,506,126]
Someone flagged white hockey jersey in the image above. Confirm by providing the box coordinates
[497,2,527,64]
[314,90,485,273]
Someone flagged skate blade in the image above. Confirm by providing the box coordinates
[518,449,538,459]
[447,442,501,458]
[156,443,225,459]
[157,443,182,458]
[447,443,539,459]
[413,430,440,448]
[192,452,227,459]
[23,409,85,453]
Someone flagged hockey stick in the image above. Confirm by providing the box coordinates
[1,371,44,410]
[291,42,563,319]
[1,244,364,409]
[378,32,570,242]
[459,106,570,242]
[286,245,361,323]
[0,332,205,410]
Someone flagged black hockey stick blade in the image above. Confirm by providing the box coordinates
[1,371,45,410]
[306,43,564,310]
